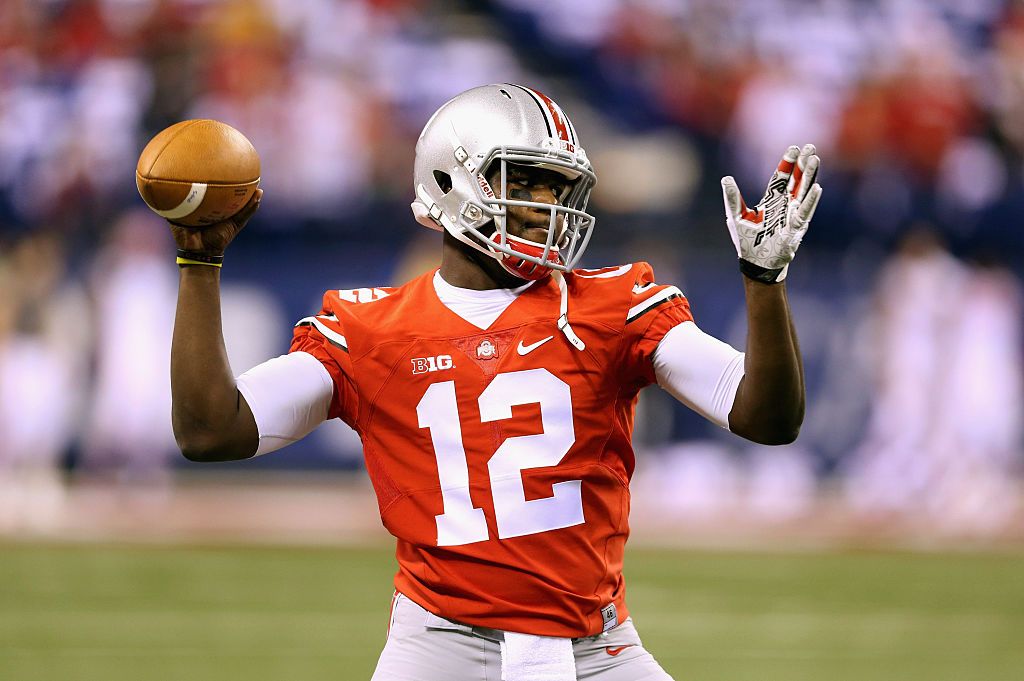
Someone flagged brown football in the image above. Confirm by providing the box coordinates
[136,119,260,227]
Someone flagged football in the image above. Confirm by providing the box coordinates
[136,119,260,227]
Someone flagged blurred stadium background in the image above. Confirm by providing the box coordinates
[1,0,1023,680]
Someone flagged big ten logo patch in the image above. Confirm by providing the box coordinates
[411,355,454,375]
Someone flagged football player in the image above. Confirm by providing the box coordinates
[168,84,820,681]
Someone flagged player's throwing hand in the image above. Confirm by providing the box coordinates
[721,144,822,283]
[168,188,263,258]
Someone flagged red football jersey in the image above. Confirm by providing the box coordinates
[289,262,692,637]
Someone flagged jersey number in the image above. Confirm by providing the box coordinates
[415,368,583,546]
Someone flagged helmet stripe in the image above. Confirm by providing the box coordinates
[565,117,578,146]
[528,87,572,144]
[507,83,553,139]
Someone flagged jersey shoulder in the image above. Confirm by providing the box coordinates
[319,269,436,318]
[291,285,400,354]
[568,262,691,327]
[322,285,400,310]
[314,270,458,350]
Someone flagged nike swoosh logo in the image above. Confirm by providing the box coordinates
[632,283,656,294]
[605,645,635,656]
[517,335,554,356]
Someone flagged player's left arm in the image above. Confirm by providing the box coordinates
[719,144,822,444]
[727,276,805,444]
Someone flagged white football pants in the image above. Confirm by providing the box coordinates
[371,593,675,681]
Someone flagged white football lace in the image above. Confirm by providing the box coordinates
[556,272,585,351]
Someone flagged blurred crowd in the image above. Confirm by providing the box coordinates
[5,0,1024,248]
[494,0,1024,253]
[0,0,527,240]
[0,0,1022,536]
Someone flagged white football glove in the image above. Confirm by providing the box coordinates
[721,144,822,284]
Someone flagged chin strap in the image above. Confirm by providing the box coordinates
[556,272,585,351]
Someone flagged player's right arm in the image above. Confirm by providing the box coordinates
[169,190,262,461]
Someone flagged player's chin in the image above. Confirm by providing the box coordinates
[516,226,550,244]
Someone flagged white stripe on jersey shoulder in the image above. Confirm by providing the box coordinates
[295,315,348,351]
[574,264,633,279]
[626,286,683,323]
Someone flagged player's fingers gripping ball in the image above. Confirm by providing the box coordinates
[166,188,263,260]
[136,119,261,228]
[721,143,822,284]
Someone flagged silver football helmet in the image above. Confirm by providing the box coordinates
[411,84,597,280]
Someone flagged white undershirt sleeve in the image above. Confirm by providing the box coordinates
[235,351,334,456]
[652,320,746,430]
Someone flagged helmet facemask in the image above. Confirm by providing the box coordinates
[463,146,597,280]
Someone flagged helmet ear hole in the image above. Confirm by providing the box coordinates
[433,170,453,194]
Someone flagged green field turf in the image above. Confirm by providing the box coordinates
[1,542,1022,681]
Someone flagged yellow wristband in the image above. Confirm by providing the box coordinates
[176,257,223,268]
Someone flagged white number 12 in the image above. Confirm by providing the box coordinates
[415,368,584,546]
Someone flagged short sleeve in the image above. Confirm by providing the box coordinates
[618,264,694,387]
[289,301,360,431]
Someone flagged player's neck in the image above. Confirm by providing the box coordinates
[439,232,527,290]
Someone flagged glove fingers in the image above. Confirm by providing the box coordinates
[722,176,760,223]
[800,154,820,201]
[789,144,818,200]
[762,146,800,202]
[795,183,822,226]
[721,176,743,216]
[720,176,743,256]
[776,145,800,175]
